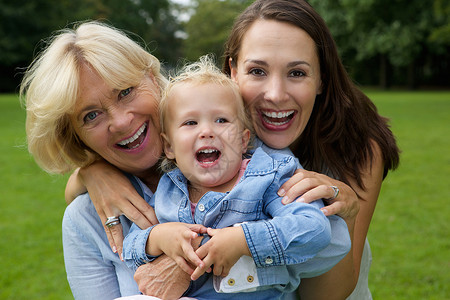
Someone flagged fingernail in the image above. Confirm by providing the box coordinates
[120,253,124,262]
[278,188,286,197]
[112,246,117,253]
[281,196,288,204]
[321,208,328,215]
[297,197,305,203]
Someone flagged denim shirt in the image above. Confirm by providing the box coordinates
[123,147,350,299]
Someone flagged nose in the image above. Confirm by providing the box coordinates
[264,75,288,103]
[108,108,133,133]
[199,123,215,139]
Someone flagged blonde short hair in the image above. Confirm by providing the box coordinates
[20,21,167,174]
[159,55,253,172]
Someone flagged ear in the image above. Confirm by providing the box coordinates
[161,133,175,159]
[229,58,238,82]
[241,129,251,154]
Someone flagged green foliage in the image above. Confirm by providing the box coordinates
[429,0,450,46]
[183,0,253,64]
[310,0,439,67]
[0,0,182,92]
[1,90,449,298]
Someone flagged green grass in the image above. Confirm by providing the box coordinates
[1,91,449,299]
[0,94,71,299]
[365,90,450,299]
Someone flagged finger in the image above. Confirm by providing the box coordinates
[295,185,330,204]
[129,198,159,226]
[195,243,209,259]
[277,170,307,197]
[181,243,204,268]
[187,224,208,234]
[95,208,119,253]
[123,205,153,230]
[182,229,198,240]
[213,264,223,276]
[109,223,124,260]
[320,201,343,217]
[175,257,194,275]
[206,227,217,236]
[103,225,117,253]
[191,265,206,281]
[191,256,213,280]
[221,266,230,277]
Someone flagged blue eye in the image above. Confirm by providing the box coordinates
[119,87,132,98]
[183,120,197,126]
[216,118,228,123]
[83,111,99,123]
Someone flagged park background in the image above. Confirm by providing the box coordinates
[0,0,449,299]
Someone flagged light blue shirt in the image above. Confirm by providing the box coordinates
[123,147,351,299]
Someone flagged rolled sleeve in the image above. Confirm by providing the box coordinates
[123,224,158,270]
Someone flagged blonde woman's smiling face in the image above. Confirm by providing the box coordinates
[70,64,162,177]
[231,19,322,149]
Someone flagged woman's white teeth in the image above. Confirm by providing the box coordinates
[262,110,295,118]
[262,110,294,125]
[118,123,147,147]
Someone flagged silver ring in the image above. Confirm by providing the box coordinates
[105,216,121,228]
[326,186,339,201]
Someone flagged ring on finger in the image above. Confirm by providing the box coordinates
[326,186,339,201]
[105,216,121,228]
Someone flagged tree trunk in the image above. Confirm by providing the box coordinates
[379,54,390,89]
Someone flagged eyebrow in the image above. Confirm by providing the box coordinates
[243,59,311,68]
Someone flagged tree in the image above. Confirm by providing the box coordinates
[183,0,253,65]
[0,0,182,92]
[309,0,450,89]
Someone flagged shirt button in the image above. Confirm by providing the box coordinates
[198,204,205,212]
[265,257,273,265]
[247,275,254,283]
[227,278,235,286]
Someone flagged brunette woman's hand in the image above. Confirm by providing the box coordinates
[278,169,359,220]
[75,160,158,258]
[134,255,191,298]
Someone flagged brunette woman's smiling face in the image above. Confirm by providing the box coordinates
[70,64,162,178]
[230,19,322,149]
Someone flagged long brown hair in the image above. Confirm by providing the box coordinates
[223,0,399,188]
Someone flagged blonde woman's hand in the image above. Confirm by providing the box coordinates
[278,169,359,220]
[134,255,191,298]
[76,160,158,258]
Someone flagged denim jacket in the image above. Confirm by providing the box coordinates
[123,147,350,299]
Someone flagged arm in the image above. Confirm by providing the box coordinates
[281,143,384,299]
[65,160,158,257]
[65,168,86,205]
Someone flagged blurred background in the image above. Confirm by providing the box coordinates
[1,0,449,92]
[0,0,449,299]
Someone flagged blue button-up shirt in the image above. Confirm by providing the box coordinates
[123,147,350,299]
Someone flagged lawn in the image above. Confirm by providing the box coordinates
[0,91,449,299]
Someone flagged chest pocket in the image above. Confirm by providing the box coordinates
[209,198,266,229]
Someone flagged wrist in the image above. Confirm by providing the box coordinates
[147,225,163,256]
